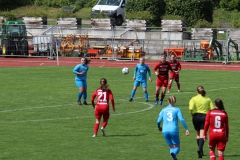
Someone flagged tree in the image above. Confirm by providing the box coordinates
[220,0,240,11]
[165,0,214,27]
[125,0,166,26]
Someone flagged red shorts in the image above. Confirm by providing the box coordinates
[208,133,227,151]
[95,105,110,120]
[169,72,179,82]
[156,77,168,87]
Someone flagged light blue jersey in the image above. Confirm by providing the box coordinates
[157,105,188,133]
[134,63,151,82]
[73,64,89,81]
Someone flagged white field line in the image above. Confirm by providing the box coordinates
[0,99,154,124]
[0,86,239,124]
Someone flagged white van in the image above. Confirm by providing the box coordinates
[91,0,127,26]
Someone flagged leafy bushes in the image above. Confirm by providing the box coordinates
[220,0,240,11]
[126,0,166,26]
[165,0,214,27]
[1,11,16,20]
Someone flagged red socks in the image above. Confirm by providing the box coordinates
[161,92,165,100]
[102,121,108,128]
[210,151,216,160]
[218,154,224,160]
[94,123,100,134]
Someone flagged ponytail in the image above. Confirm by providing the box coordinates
[197,86,206,96]
[168,95,176,106]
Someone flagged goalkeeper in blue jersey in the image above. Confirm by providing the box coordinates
[73,57,91,105]
[157,95,189,160]
[129,58,152,102]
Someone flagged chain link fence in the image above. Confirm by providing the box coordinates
[0,24,239,63]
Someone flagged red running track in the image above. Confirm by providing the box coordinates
[0,57,240,72]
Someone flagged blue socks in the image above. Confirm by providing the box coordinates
[83,91,87,102]
[130,90,148,100]
[170,147,180,155]
[131,90,136,98]
[78,91,83,101]
[144,91,148,100]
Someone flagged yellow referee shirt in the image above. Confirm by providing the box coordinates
[189,94,214,115]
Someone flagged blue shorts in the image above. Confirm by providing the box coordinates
[75,79,87,88]
[163,131,180,146]
[134,81,147,88]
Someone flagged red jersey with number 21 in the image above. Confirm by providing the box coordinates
[91,88,115,110]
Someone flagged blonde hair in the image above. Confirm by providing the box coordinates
[168,95,176,106]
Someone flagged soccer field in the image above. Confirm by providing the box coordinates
[0,66,240,160]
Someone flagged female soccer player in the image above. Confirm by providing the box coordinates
[91,78,115,137]
[189,86,214,158]
[153,54,176,105]
[204,98,229,160]
[129,57,152,102]
[73,57,91,105]
[157,95,189,160]
[168,54,181,93]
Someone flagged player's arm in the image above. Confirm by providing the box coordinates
[203,111,210,141]
[73,65,84,75]
[177,109,189,135]
[225,113,229,141]
[133,65,138,80]
[91,91,97,108]
[73,65,80,74]
[109,90,115,112]
[147,66,152,82]
[177,61,182,72]
[157,111,163,132]
[153,63,159,76]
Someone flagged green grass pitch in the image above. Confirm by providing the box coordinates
[0,66,240,160]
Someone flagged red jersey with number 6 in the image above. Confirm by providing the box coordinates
[204,109,229,139]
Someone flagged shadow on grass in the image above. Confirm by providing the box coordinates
[107,134,146,137]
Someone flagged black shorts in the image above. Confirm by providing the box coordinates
[192,113,206,131]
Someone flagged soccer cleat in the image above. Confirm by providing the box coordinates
[178,90,180,92]
[92,134,96,137]
[101,127,105,136]
[83,101,88,105]
[77,100,82,105]
[154,99,159,105]
[197,150,203,158]
[167,90,170,93]
[129,98,133,102]
[146,100,148,102]
[171,153,177,160]
[159,100,163,105]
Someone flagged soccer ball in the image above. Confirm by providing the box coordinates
[122,67,129,74]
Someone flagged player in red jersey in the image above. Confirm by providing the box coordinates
[153,54,176,105]
[168,54,181,93]
[91,78,115,137]
[204,98,229,160]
